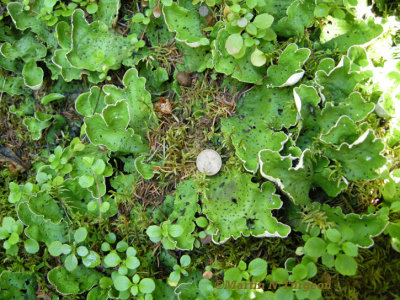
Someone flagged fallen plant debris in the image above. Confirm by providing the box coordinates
[0,0,400,299]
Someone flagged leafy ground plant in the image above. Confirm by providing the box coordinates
[1,0,400,299]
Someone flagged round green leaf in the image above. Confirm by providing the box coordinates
[77,246,89,257]
[147,226,162,242]
[74,227,88,243]
[139,278,155,294]
[321,253,335,268]
[118,265,128,276]
[195,217,208,228]
[82,250,101,268]
[101,242,111,252]
[87,200,98,211]
[92,159,106,175]
[64,254,78,272]
[86,3,98,14]
[105,233,117,244]
[275,287,294,300]
[100,276,113,289]
[126,247,137,257]
[79,175,94,188]
[225,34,243,55]
[224,267,242,282]
[253,13,274,29]
[248,258,268,276]
[326,228,341,243]
[104,251,121,267]
[180,255,191,267]
[314,4,330,18]
[306,262,317,278]
[114,275,131,292]
[335,254,357,276]
[116,241,129,252]
[169,271,180,283]
[100,202,110,213]
[342,242,358,257]
[126,256,140,270]
[48,241,63,256]
[272,268,289,283]
[24,239,39,254]
[250,48,266,67]
[292,264,308,281]
[168,224,184,238]
[61,244,72,255]
[327,243,340,255]
[304,237,326,258]
[130,285,139,296]
[0,228,9,240]
[8,232,19,245]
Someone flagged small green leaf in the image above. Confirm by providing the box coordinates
[92,159,106,175]
[79,175,94,188]
[248,258,267,277]
[168,224,184,238]
[250,48,266,67]
[321,253,335,268]
[113,275,131,292]
[335,254,357,276]
[327,243,340,255]
[342,242,358,257]
[24,239,39,254]
[100,202,110,213]
[101,242,111,252]
[118,265,128,276]
[180,255,191,267]
[103,251,121,267]
[225,34,243,55]
[304,237,326,258]
[61,244,72,255]
[74,227,88,243]
[86,3,98,14]
[195,217,208,228]
[83,156,94,166]
[253,13,274,29]
[326,228,341,243]
[82,251,101,268]
[6,232,18,245]
[138,278,155,294]
[314,4,330,18]
[126,256,140,269]
[169,270,180,283]
[48,241,63,256]
[116,241,129,252]
[292,264,308,281]
[105,233,116,244]
[87,201,98,211]
[77,246,89,257]
[64,254,78,272]
[8,183,22,203]
[0,228,9,240]
[238,260,247,271]
[126,247,137,257]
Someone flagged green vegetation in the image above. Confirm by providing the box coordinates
[1,0,400,299]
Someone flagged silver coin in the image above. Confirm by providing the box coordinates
[196,149,222,176]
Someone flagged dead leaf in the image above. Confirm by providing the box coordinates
[154,98,172,115]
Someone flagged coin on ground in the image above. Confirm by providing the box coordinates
[196,149,222,176]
